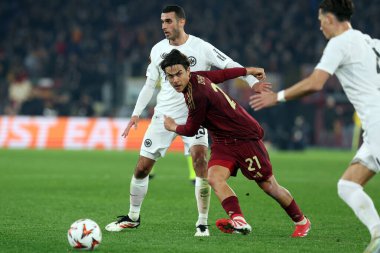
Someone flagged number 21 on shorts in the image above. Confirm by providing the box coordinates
[245,156,263,178]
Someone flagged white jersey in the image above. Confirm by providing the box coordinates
[315,29,380,131]
[146,35,234,118]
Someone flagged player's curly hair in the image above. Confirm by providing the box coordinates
[319,0,354,21]
[162,5,186,20]
[160,49,190,72]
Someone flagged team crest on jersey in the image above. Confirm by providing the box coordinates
[197,75,205,85]
[188,56,196,66]
[160,53,168,59]
[144,139,152,147]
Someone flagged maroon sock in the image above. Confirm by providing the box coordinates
[284,199,304,222]
[221,196,243,219]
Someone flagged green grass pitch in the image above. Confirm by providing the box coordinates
[0,149,377,252]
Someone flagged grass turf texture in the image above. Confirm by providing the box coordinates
[0,149,377,253]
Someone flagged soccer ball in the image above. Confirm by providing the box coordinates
[67,219,102,250]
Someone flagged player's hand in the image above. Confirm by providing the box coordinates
[252,82,272,93]
[122,115,139,138]
[249,91,277,111]
[246,67,266,81]
[163,115,177,132]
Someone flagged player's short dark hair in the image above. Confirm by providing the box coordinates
[319,0,354,21]
[160,49,190,72]
[162,5,186,20]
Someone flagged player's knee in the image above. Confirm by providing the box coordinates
[134,158,155,178]
[207,174,223,189]
[192,153,207,170]
[337,179,361,202]
[193,156,207,170]
[190,147,207,167]
[134,167,150,178]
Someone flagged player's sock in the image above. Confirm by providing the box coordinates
[295,216,308,225]
[338,179,380,238]
[187,156,196,181]
[128,175,149,221]
[371,225,380,239]
[283,199,304,222]
[195,177,210,225]
[221,195,244,218]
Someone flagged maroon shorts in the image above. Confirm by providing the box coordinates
[208,139,273,182]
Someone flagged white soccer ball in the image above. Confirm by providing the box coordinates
[67,219,102,250]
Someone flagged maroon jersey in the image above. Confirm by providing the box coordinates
[175,68,264,143]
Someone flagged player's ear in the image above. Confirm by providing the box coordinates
[179,18,186,28]
[326,13,335,25]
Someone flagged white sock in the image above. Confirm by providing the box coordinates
[295,216,308,225]
[195,177,211,226]
[338,179,380,238]
[128,175,149,221]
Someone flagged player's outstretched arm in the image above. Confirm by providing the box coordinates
[226,61,261,87]
[203,41,264,87]
[249,69,330,111]
[245,67,271,93]
[246,67,266,81]
[249,91,277,111]
[122,116,139,138]
[251,82,273,93]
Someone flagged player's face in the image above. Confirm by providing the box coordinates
[161,12,182,40]
[318,9,333,39]
[165,64,190,92]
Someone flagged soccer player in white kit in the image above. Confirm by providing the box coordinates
[105,5,268,236]
[250,0,380,252]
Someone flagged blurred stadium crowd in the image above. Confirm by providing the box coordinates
[0,0,379,148]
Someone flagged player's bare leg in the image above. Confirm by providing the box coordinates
[257,175,311,237]
[190,145,211,236]
[338,163,380,253]
[208,165,251,235]
[133,155,156,179]
[190,145,208,178]
[105,156,155,232]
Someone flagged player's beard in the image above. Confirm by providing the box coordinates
[168,28,180,41]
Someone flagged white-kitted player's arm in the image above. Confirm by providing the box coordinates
[249,69,329,111]
[131,78,156,117]
[122,78,156,138]
[202,41,270,92]
[371,38,380,73]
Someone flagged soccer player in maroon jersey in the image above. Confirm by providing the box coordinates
[161,49,311,236]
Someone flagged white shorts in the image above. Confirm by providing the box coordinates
[140,114,208,160]
[351,123,380,173]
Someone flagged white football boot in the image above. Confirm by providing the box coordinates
[194,222,210,237]
[105,215,140,232]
